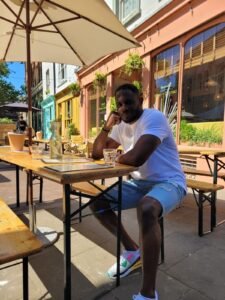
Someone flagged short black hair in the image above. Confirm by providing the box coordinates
[115,83,139,96]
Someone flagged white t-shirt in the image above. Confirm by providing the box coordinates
[109,109,186,191]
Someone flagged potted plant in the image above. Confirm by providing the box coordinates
[69,82,81,97]
[93,72,107,90]
[124,53,144,76]
[68,123,80,138]
[109,96,117,112]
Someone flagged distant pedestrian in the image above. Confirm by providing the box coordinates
[16,115,28,132]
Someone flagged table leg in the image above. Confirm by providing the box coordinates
[212,157,218,228]
[63,184,71,300]
[116,176,122,287]
[16,165,20,207]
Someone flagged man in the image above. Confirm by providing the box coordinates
[91,83,186,300]
[16,115,28,132]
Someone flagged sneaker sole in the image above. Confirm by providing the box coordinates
[108,258,142,279]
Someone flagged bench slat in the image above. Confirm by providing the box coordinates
[0,198,43,264]
[183,167,225,179]
[186,179,224,192]
[72,182,107,196]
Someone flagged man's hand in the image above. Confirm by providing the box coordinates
[104,112,121,131]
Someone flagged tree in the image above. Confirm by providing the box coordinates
[0,63,23,105]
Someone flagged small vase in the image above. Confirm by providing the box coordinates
[49,121,62,159]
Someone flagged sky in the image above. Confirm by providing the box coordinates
[6,62,25,90]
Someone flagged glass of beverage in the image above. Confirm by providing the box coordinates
[103,148,117,167]
[30,145,43,159]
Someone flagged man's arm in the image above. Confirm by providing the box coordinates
[117,134,161,167]
[92,132,120,160]
[92,112,121,159]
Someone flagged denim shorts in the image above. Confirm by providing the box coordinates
[106,179,186,217]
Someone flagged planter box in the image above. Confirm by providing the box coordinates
[8,132,25,151]
[0,123,16,145]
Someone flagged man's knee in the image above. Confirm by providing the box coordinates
[137,196,162,228]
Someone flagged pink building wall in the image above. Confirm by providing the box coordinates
[78,0,225,140]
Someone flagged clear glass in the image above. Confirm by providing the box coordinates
[103,148,117,167]
[49,121,62,159]
[30,144,43,159]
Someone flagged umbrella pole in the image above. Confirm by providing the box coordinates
[25,0,32,149]
[25,0,35,234]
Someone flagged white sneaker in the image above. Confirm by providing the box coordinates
[132,291,158,300]
[107,249,141,279]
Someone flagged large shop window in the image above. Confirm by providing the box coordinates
[180,23,225,144]
[182,23,225,125]
[88,87,106,138]
[153,45,180,126]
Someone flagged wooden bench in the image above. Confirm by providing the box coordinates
[186,179,224,236]
[0,197,43,300]
[183,167,225,180]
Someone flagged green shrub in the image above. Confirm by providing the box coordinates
[124,53,144,76]
[0,117,14,124]
[68,123,80,137]
[180,120,222,145]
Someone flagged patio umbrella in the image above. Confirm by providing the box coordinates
[0,102,41,112]
[0,0,139,146]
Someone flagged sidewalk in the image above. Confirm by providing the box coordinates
[0,161,225,300]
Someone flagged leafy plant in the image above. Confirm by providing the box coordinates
[124,53,144,76]
[45,88,50,95]
[109,96,117,112]
[68,123,80,137]
[69,82,81,97]
[0,117,13,123]
[132,80,142,92]
[93,72,107,89]
[180,120,222,145]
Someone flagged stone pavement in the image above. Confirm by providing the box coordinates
[0,161,225,300]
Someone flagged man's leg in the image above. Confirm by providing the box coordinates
[137,196,162,299]
[90,197,138,251]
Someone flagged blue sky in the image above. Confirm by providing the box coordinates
[6,62,25,90]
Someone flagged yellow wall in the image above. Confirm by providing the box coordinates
[55,90,80,138]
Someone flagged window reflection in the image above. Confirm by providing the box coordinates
[153,45,180,131]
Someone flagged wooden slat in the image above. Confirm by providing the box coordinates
[0,198,43,264]
[183,167,225,179]
[186,179,224,192]
[72,182,107,196]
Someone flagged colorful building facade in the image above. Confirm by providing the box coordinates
[78,0,225,147]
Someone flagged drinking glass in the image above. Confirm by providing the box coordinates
[103,148,117,166]
[30,145,43,159]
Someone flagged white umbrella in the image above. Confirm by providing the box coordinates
[0,0,139,145]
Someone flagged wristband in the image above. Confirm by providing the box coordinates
[102,126,110,133]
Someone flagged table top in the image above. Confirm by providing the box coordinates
[178,145,225,157]
[0,146,136,184]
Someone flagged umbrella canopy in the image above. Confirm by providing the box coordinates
[0,0,138,66]
[0,0,138,145]
[0,102,41,112]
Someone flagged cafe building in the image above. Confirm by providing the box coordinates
[78,0,225,148]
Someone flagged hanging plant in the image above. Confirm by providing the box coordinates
[132,80,142,93]
[124,53,144,76]
[69,82,81,97]
[93,72,107,90]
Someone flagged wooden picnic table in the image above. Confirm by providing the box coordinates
[0,146,136,300]
[178,145,225,228]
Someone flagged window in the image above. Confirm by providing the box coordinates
[65,99,72,128]
[153,45,180,130]
[58,64,67,85]
[182,23,225,123]
[45,69,50,93]
[115,0,140,25]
